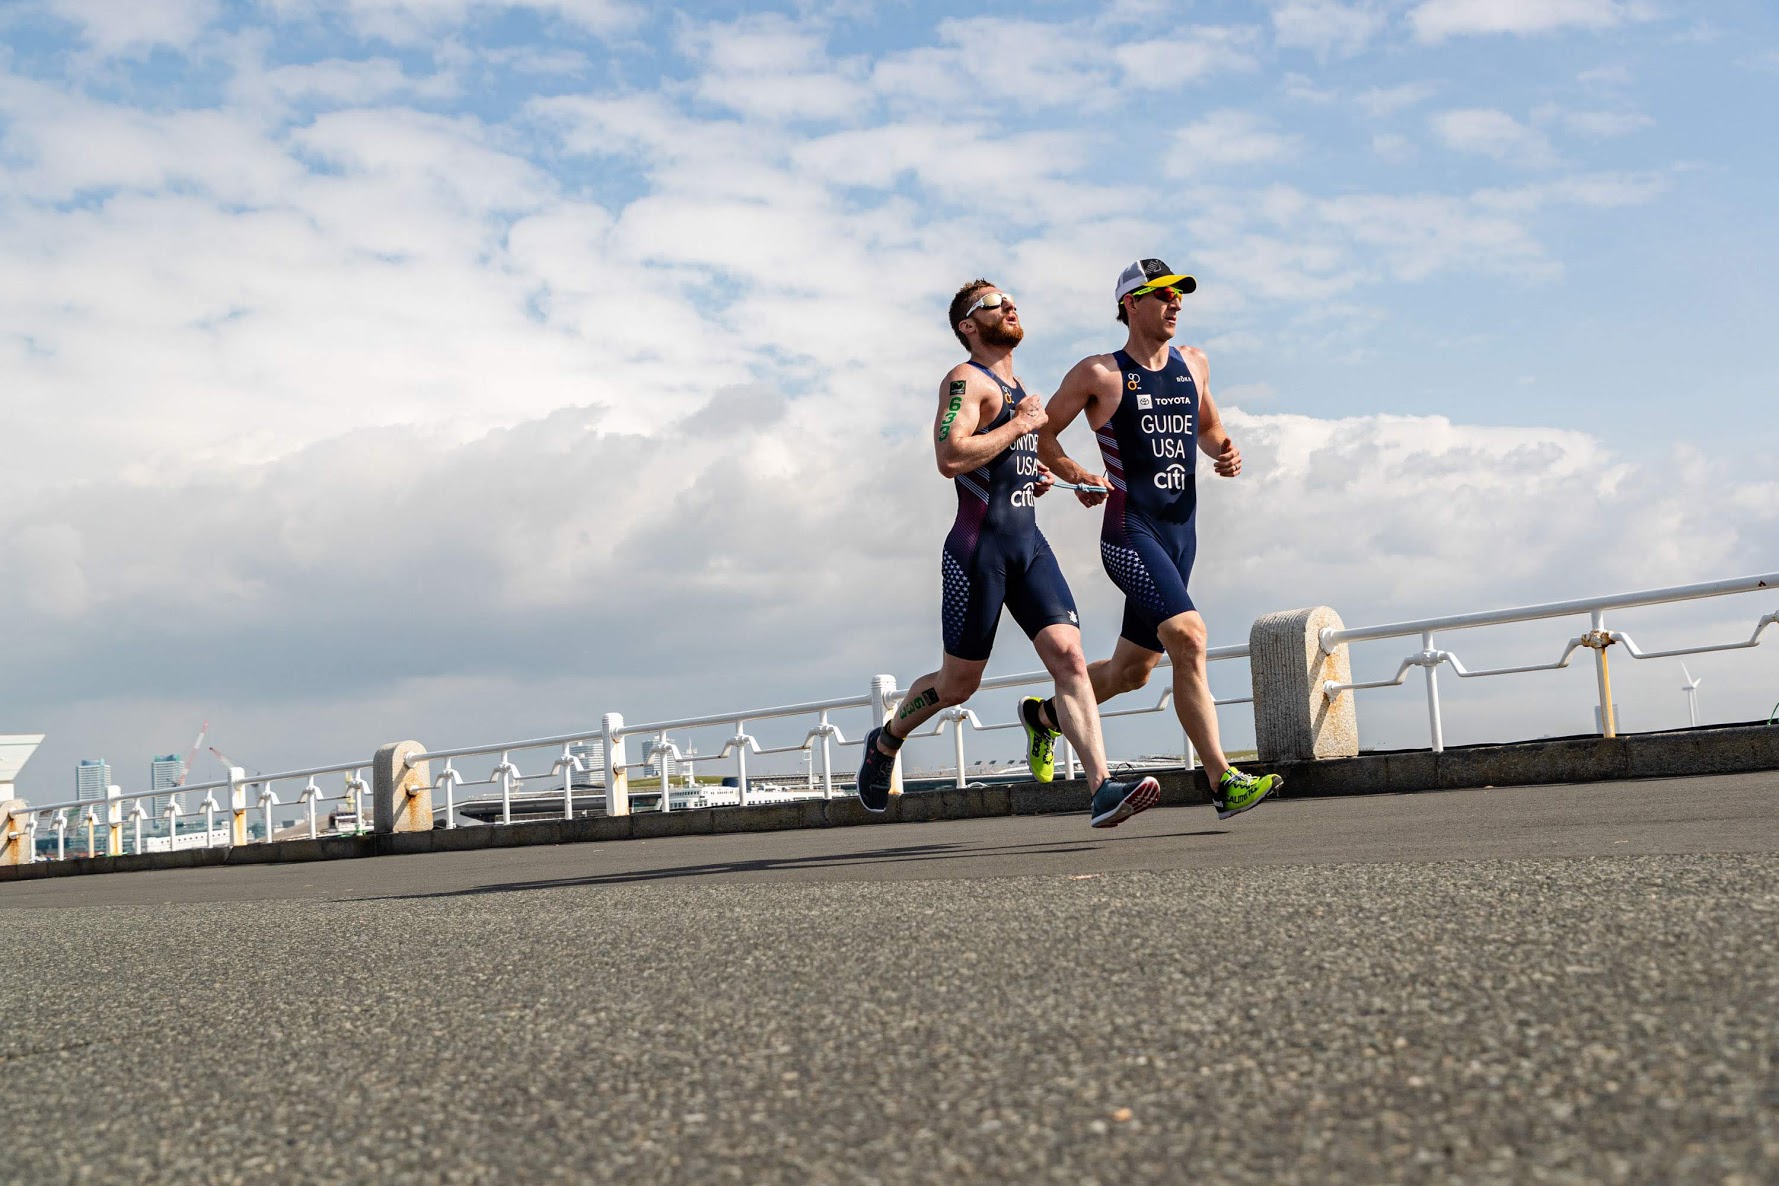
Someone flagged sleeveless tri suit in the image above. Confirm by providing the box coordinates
[941,362,1078,661]
[1095,346,1201,653]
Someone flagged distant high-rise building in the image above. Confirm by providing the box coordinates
[149,754,185,820]
[568,741,603,790]
[75,759,110,810]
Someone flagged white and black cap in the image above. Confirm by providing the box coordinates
[1113,258,1197,303]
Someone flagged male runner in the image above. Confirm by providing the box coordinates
[1023,258,1281,820]
[856,279,1160,829]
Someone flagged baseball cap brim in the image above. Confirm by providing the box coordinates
[1132,273,1196,294]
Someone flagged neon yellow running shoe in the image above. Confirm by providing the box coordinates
[1019,696,1058,782]
[1214,768,1281,820]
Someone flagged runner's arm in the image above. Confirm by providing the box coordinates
[1039,357,1111,505]
[1189,349,1243,477]
[934,369,1045,478]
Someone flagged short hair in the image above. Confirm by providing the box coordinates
[948,278,995,348]
[1116,295,1130,326]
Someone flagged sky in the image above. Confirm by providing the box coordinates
[3,0,1778,802]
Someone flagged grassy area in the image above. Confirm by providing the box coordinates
[622,775,737,792]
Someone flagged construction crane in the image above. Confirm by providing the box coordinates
[174,720,208,786]
[208,745,258,778]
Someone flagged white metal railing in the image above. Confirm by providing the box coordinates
[407,727,611,829]
[6,762,368,863]
[9,571,1774,868]
[1320,572,1779,752]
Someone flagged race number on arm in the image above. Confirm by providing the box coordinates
[934,365,1047,479]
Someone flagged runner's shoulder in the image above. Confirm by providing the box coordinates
[942,360,997,390]
[1175,344,1209,372]
[1062,351,1125,397]
[940,362,982,402]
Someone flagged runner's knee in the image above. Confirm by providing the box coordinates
[1113,661,1152,695]
[933,672,980,706]
[1158,616,1207,661]
[1044,641,1088,685]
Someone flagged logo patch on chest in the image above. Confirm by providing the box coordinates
[1135,393,1152,410]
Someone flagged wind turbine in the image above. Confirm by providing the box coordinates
[1680,662,1703,728]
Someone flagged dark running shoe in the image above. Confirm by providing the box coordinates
[1088,775,1160,829]
[856,727,895,813]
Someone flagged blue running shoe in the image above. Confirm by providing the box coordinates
[856,727,895,813]
[1088,775,1160,829]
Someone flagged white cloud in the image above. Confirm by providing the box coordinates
[260,0,639,42]
[1430,107,1560,168]
[43,0,220,54]
[247,57,459,107]
[1111,26,1265,83]
[1577,64,1633,87]
[1206,411,1778,615]
[1355,81,1440,117]
[1313,190,1551,281]
[1410,0,1647,43]
[1281,73,1340,104]
[679,13,871,123]
[871,17,1121,114]
[1471,170,1668,213]
[1178,166,1669,307]
[13,523,91,618]
[1270,1,1390,58]
[1370,132,1415,162]
[865,16,1263,117]
[1169,110,1299,174]
[1556,108,1654,138]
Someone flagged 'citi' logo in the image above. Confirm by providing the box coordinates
[1153,464,1190,491]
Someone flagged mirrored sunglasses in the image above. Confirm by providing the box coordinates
[963,291,1016,316]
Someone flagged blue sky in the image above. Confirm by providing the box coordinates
[3,0,1777,800]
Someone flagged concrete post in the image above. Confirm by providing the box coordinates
[227,767,249,846]
[105,785,124,856]
[0,801,30,866]
[870,674,902,796]
[373,742,432,833]
[603,713,629,817]
[1250,607,1359,763]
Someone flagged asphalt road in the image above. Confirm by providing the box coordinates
[3,773,1776,1184]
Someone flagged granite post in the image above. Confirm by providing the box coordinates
[1251,607,1359,763]
[0,801,29,866]
[374,741,432,834]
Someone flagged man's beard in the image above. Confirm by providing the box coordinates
[978,319,1024,349]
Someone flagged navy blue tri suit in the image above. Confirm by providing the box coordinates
[942,362,1078,661]
[1095,346,1200,653]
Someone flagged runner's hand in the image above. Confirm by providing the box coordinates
[1213,437,1242,477]
[1033,463,1055,498]
[1014,394,1047,432]
[1072,473,1109,508]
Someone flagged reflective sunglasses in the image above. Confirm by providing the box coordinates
[962,291,1016,317]
[1132,284,1187,302]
